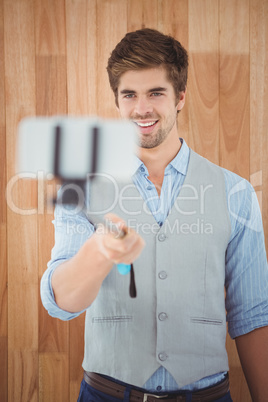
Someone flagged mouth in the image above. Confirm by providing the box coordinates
[133,120,159,133]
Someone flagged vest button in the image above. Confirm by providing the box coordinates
[158,271,167,280]
[158,233,167,242]
[158,352,168,361]
[158,312,168,321]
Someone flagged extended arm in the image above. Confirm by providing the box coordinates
[51,213,145,313]
[235,326,268,402]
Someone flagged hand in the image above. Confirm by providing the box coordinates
[94,213,145,265]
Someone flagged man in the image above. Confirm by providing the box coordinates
[41,29,268,401]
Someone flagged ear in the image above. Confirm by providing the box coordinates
[176,88,187,112]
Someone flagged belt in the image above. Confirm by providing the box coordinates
[83,371,230,402]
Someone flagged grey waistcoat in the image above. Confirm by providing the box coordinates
[82,150,231,388]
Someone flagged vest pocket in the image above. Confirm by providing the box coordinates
[190,317,223,325]
[92,315,133,323]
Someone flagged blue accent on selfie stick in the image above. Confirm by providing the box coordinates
[117,263,131,275]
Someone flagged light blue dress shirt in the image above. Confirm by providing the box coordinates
[41,139,268,392]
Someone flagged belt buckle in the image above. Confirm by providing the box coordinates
[143,393,169,402]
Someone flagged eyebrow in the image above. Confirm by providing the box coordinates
[119,87,168,95]
[149,87,167,92]
[120,89,136,95]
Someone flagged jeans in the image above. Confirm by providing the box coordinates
[77,379,233,402]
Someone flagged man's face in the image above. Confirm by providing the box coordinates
[117,66,185,149]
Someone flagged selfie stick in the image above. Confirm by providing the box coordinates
[104,219,137,298]
[54,124,137,298]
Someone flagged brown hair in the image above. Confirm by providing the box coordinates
[107,28,188,106]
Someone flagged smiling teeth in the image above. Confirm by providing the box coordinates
[136,121,157,127]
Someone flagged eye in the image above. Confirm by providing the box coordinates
[151,92,163,97]
[124,93,135,99]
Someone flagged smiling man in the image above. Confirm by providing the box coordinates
[116,66,186,196]
[117,68,185,148]
[41,29,268,401]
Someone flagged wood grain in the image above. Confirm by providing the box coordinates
[0,0,7,399]
[9,350,38,402]
[250,0,268,249]
[219,0,250,178]
[69,313,86,400]
[65,0,97,116]
[39,353,69,402]
[35,0,66,56]
[65,1,96,395]
[2,1,267,401]
[188,0,219,163]
[4,1,38,401]
[127,0,158,31]
[158,0,189,146]
[35,10,69,402]
[97,0,128,118]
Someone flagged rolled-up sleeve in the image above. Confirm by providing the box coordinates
[223,170,268,338]
[40,203,94,320]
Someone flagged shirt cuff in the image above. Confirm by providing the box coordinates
[40,261,86,321]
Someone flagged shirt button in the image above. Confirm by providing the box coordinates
[158,352,168,361]
[158,233,167,242]
[147,185,153,190]
[156,386,162,391]
[158,312,168,321]
[140,166,145,172]
[158,271,167,280]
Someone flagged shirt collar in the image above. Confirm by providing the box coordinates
[169,138,189,176]
[132,138,190,176]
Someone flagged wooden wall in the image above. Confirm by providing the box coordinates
[1,0,267,400]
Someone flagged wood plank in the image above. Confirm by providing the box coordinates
[250,0,268,249]
[0,0,7,399]
[8,350,38,402]
[0,337,8,402]
[4,1,38,400]
[69,313,86,399]
[158,0,189,146]
[8,282,38,350]
[35,55,67,115]
[65,0,97,115]
[96,0,128,117]
[127,0,158,31]
[188,0,219,163]
[39,353,69,402]
[35,0,69,358]
[35,0,66,56]
[219,0,250,178]
[37,179,68,355]
[8,287,38,401]
[65,1,95,395]
[2,1,264,401]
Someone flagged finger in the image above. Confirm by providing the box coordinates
[104,213,128,237]
[104,230,137,253]
[105,235,145,264]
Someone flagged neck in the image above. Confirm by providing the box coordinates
[139,136,182,179]
[138,134,181,197]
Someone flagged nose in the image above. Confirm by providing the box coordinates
[134,96,153,116]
